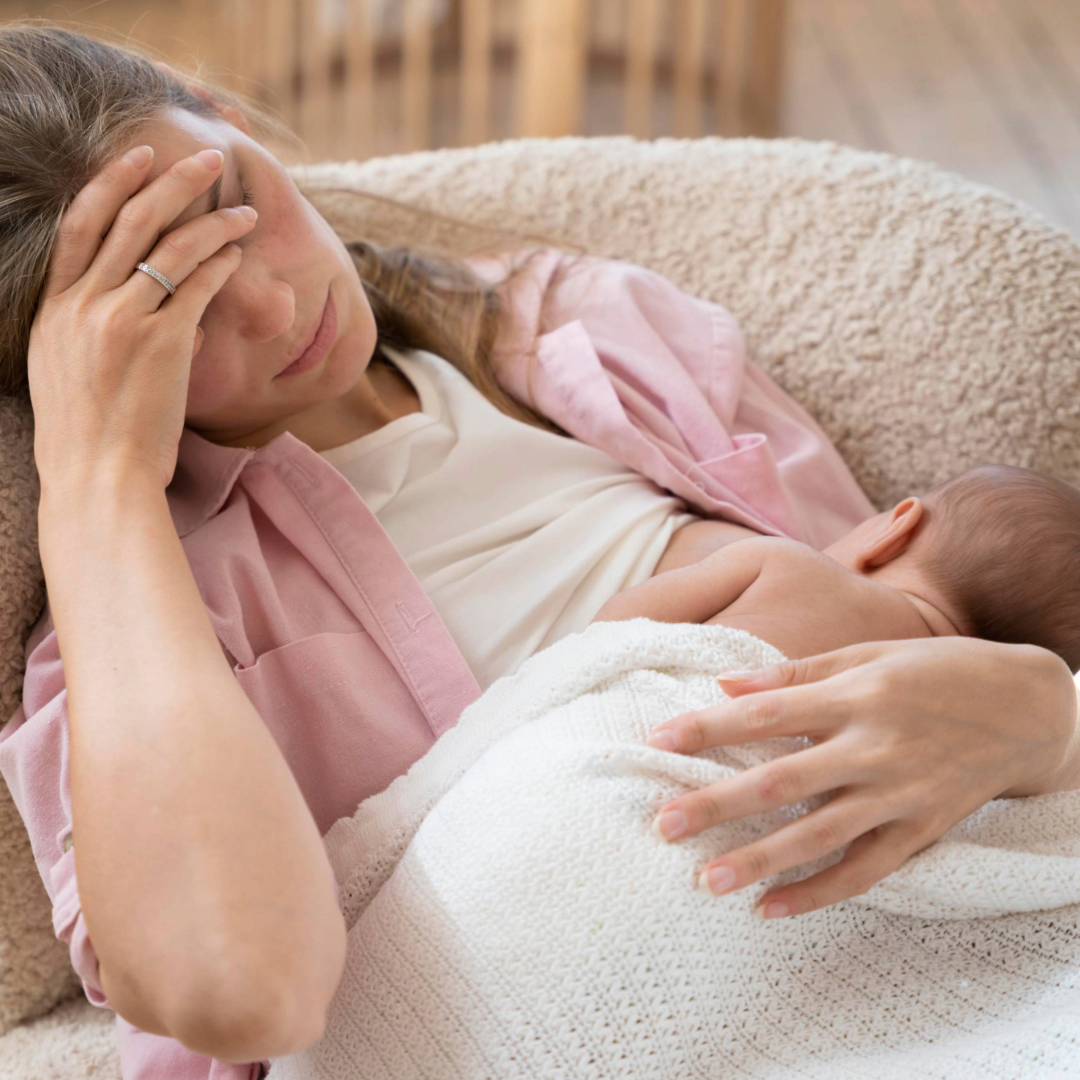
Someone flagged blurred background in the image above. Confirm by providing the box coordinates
[0,0,1076,237]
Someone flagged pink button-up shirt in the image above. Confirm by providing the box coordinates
[0,249,876,1079]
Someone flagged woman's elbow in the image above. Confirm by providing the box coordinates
[168,960,339,1062]
[168,915,347,1062]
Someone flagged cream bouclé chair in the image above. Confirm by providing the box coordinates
[1,135,1079,1077]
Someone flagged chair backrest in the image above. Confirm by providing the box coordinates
[293,135,1080,513]
[1,134,1077,1033]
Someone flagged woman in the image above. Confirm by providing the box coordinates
[0,22,1076,1080]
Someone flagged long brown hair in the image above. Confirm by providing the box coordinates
[0,19,575,436]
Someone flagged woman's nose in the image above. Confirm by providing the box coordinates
[221,276,296,345]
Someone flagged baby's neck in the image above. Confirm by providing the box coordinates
[900,589,963,637]
[865,564,965,637]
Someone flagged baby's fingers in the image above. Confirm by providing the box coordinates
[42,144,155,300]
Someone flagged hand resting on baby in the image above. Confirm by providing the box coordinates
[593,462,1080,674]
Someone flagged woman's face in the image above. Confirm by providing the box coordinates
[129,103,380,449]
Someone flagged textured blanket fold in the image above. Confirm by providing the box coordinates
[268,618,1080,1080]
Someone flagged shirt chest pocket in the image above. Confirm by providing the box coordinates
[229,630,439,831]
[232,630,376,716]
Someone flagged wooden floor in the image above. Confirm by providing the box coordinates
[779,0,1080,238]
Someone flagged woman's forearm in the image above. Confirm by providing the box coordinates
[37,465,345,1061]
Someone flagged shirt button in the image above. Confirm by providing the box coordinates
[63,833,73,853]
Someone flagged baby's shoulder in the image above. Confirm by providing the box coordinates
[748,537,860,591]
[738,535,835,567]
[696,535,856,595]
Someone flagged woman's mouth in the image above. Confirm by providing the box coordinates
[275,288,336,378]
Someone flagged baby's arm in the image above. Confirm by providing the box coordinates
[592,538,769,626]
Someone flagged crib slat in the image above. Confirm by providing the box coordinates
[343,0,377,160]
[625,0,660,138]
[180,0,227,82]
[403,0,434,151]
[674,0,708,137]
[261,0,298,131]
[230,0,258,97]
[718,0,751,136]
[461,0,493,145]
[198,0,232,86]
[746,0,786,137]
[299,0,336,159]
[515,0,589,137]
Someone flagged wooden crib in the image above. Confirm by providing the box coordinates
[230,0,786,159]
[0,0,785,161]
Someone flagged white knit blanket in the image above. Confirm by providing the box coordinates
[267,618,1080,1080]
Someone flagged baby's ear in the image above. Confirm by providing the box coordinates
[855,498,923,571]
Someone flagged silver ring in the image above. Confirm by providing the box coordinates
[135,262,176,295]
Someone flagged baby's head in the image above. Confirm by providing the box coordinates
[826,464,1080,673]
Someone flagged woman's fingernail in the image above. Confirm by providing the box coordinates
[197,148,224,169]
[752,901,789,919]
[651,810,687,841]
[646,729,679,751]
[698,866,737,895]
[717,670,759,683]
[123,145,153,167]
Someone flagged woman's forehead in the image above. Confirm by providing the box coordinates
[135,106,235,175]
[132,108,241,232]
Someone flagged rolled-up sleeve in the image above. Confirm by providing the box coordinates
[49,845,108,1005]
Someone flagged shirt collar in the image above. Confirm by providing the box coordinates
[166,425,275,538]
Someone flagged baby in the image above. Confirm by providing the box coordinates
[593,463,1080,673]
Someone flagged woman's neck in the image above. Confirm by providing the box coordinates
[209,353,423,453]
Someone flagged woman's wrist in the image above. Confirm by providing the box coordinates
[1044,714,1080,794]
[999,645,1080,797]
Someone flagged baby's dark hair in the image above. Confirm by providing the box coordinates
[914,464,1080,672]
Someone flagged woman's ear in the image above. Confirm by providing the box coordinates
[854,497,924,572]
[155,61,252,136]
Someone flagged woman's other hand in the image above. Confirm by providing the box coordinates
[645,637,1080,919]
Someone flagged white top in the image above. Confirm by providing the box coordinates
[318,346,699,690]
